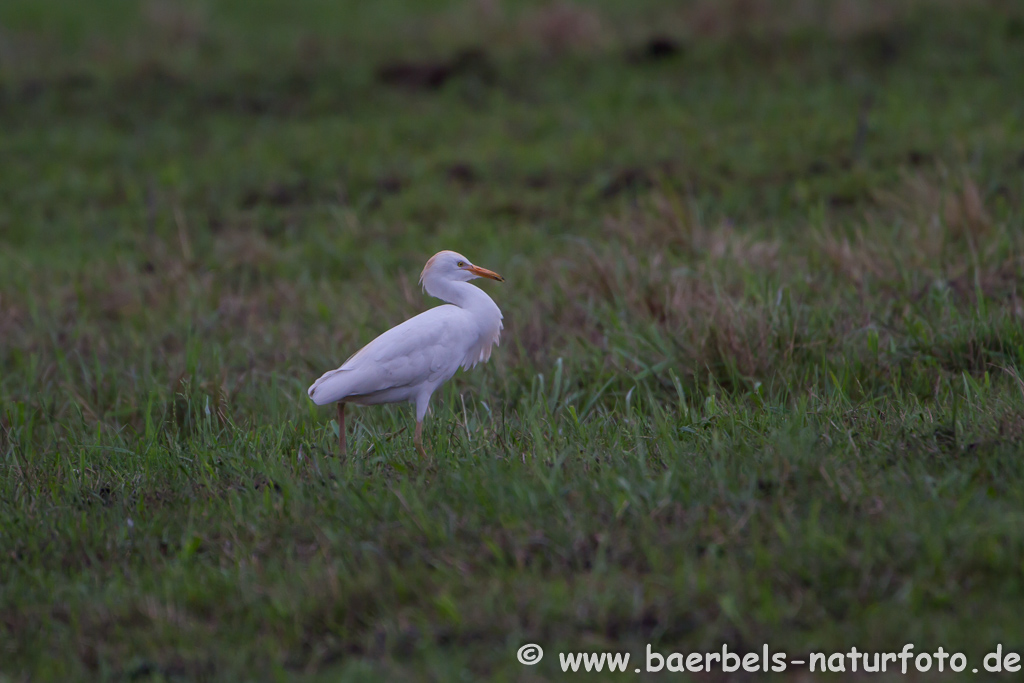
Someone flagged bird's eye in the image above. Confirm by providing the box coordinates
[457,261,465,267]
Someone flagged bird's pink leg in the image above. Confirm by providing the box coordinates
[414,420,427,459]
[337,402,347,458]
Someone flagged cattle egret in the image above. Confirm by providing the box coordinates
[308,250,504,458]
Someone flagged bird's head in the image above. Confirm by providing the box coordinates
[420,250,505,286]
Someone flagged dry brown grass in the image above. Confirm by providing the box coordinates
[0,294,27,348]
[512,231,786,388]
[813,227,892,286]
[414,0,611,57]
[503,163,1020,391]
[811,168,1012,292]
[211,228,280,273]
[605,190,782,271]
[141,0,208,48]
[875,169,992,245]
[519,2,608,54]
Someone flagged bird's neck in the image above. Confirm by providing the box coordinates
[426,279,493,311]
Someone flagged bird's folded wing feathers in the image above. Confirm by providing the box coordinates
[307,307,468,404]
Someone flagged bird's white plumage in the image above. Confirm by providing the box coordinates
[308,251,503,425]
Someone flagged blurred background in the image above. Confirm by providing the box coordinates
[3,0,1021,388]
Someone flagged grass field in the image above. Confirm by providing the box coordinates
[2,0,1024,680]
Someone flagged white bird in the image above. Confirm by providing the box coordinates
[308,250,505,458]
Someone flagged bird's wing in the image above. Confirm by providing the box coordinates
[307,306,471,405]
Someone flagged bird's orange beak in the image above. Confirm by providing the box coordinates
[466,265,505,282]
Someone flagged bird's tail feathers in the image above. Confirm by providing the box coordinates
[307,367,352,405]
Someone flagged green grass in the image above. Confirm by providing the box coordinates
[2,0,1024,680]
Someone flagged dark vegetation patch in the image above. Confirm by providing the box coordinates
[626,35,684,63]
[376,48,495,91]
[239,180,313,209]
[445,162,478,185]
[598,166,655,199]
